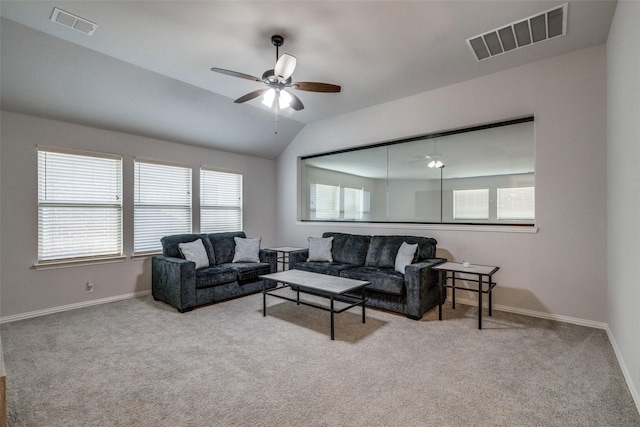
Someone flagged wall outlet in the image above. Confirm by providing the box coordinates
[85,281,94,293]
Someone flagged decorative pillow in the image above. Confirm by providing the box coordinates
[232,237,261,263]
[178,239,210,269]
[307,236,334,262]
[394,241,418,273]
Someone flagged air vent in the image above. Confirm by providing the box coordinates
[467,3,567,61]
[50,7,98,35]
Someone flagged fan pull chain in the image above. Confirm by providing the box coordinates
[274,100,279,134]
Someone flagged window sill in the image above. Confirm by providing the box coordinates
[130,251,162,260]
[297,221,538,234]
[33,255,127,270]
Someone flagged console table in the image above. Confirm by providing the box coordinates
[433,262,499,329]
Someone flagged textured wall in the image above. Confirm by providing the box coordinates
[277,45,607,324]
[0,112,277,318]
[607,0,640,411]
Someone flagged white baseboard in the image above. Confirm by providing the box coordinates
[448,296,608,329]
[606,326,640,415]
[0,290,151,324]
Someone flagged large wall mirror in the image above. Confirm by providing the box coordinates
[300,117,535,226]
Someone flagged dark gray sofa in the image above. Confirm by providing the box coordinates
[289,232,446,320]
[152,231,277,312]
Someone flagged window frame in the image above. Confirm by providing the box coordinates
[200,167,243,233]
[36,146,123,266]
[133,158,193,254]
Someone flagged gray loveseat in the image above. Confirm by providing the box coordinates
[289,232,446,320]
[152,231,277,312]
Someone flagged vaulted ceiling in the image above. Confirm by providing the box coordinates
[0,1,617,159]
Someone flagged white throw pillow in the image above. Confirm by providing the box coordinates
[395,241,418,273]
[178,239,210,269]
[307,236,334,262]
[232,237,261,263]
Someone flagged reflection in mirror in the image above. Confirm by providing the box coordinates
[301,117,535,226]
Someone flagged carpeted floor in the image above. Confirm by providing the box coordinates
[2,291,639,426]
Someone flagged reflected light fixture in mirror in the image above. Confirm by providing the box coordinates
[427,158,444,168]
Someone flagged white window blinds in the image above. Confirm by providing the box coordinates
[343,187,364,220]
[200,169,243,233]
[498,187,535,220]
[453,189,489,220]
[134,160,192,253]
[38,148,123,262]
[310,183,340,220]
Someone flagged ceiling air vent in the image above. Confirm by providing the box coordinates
[50,7,98,36]
[467,3,567,61]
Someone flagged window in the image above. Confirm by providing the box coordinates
[310,183,340,220]
[498,187,535,220]
[200,168,243,233]
[134,160,192,253]
[453,189,489,220]
[38,147,122,262]
[343,187,364,220]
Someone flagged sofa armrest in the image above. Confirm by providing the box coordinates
[288,249,309,270]
[404,258,447,319]
[152,255,197,312]
[260,249,278,273]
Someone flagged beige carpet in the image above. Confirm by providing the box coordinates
[2,291,639,426]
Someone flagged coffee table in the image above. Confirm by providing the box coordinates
[260,270,370,340]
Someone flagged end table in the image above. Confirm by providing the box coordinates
[432,262,499,329]
[266,246,305,271]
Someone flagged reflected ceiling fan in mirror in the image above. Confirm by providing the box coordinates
[211,35,341,133]
[411,139,445,169]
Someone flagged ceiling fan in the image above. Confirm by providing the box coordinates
[210,35,341,112]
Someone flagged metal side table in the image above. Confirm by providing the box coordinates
[433,262,499,329]
[266,246,305,271]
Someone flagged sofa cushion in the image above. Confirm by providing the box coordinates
[221,262,271,283]
[162,233,216,265]
[195,265,238,288]
[394,242,418,273]
[179,238,210,269]
[294,261,357,277]
[208,231,246,265]
[232,237,261,263]
[365,235,437,268]
[307,236,333,262]
[322,232,371,266]
[340,267,405,296]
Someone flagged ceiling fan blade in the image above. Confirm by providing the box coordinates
[210,67,262,82]
[274,54,297,80]
[234,89,268,104]
[291,82,341,93]
[286,90,304,111]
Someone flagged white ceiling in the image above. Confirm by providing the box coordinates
[0,1,617,159]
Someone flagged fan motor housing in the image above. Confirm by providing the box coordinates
[271,35,284,47]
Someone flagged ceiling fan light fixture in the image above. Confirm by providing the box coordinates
[275,54,297,80]
[279,90,292,109]
[262,88,292,110]
[262,88,276,108]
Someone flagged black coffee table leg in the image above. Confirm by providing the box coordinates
[330,295,335,340]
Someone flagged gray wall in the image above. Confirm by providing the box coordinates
[277,44,608,325]
[607,0,640,411]
[0,112,277,319]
